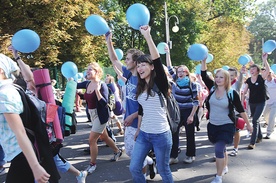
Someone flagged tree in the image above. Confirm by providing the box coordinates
[247,0,276,64]
[0,0,111,69]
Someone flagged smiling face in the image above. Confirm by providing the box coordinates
[177,66,189,79]
[86,62,103,81]
[137,62,154,82]
[136,54,154,83]
[215,70,226,87]
[125,53,136,71]
[214,69,231,90]
[249,65,260,76]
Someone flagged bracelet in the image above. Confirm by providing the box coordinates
[15,56,21,61]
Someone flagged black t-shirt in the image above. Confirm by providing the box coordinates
[246,75,267,104]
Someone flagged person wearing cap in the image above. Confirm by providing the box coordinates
[0,53,50,183]
[262,68,276,139]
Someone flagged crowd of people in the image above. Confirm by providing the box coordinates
[0,24,275,183]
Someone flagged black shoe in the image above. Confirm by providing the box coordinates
[196,126,201,131]
[149,161,157,179]
[264,135,270,139]
[256,138,262,143]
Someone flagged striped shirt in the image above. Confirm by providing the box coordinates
[138,91,170,134]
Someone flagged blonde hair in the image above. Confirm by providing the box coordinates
[214,69,231,91]
[88,62,103,80]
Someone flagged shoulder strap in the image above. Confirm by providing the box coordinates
[125,72,132,84]
[227,88,234,102]
[86,81,91,88]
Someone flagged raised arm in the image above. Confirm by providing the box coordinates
[261,53,270,79]
[139,25,160,60]
[105,32,123,72]
[9,46,37,95]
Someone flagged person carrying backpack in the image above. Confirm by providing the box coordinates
[9,47,87,183]
[129,25,173,183]
[201,57,253,183]
[0,53,50,183]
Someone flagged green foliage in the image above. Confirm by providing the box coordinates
[247,0,276,65]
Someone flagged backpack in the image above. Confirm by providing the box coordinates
[15,85,61,182]
[152,84,181,134]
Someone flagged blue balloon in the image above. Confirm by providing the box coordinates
[195,64,201,74]
[187,44,208,61]
[263,40,276,53]
[214,69,218,74]
[238,55,250,65]
[222,65,230,71]
[126,3,150,30]
[157,42,168,54]
[12,29,40,53]
[115,48,124,60]
[206,53,214,63]
[61,61,78,79]
[83,71,87,78]
[85,14,110,36]
[77,73,83,79]
[271,64,276,73]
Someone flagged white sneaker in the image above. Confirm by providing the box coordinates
[229,149,238,156]
[86,164,96,174]
[76,171,87,183]
[183,156,195,164]
[211,175,222,183]
[169,157,179,165]
[222,166,228,175]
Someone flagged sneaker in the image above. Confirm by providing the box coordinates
[264,135,271,139]
[0,167,6,176]
[169,157,179,165]
[247,144,255,149]
[76,171,88,183]
[229,149,238,157]
[183,156,195,164]
[211,175,222,183]
[110,149,122,161]
[85,163,96,174]
[222,166,228,175]
[148,161,157,179]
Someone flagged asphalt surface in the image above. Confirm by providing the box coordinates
[1,107,276,183]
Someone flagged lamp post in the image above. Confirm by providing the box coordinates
[164,2,179,49]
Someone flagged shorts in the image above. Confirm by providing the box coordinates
[88,109,107,133]
[207,123,235,144]
[53,154,70,173]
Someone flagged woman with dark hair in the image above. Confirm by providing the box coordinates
[241,53,270,149]
[129,25,173,183]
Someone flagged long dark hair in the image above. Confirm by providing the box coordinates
[135,54,156,100]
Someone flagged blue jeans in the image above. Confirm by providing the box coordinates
[249,102,265,145]
[129,130,173,183]
[0,145,5,166]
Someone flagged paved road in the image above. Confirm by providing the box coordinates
[1,109,276,183]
